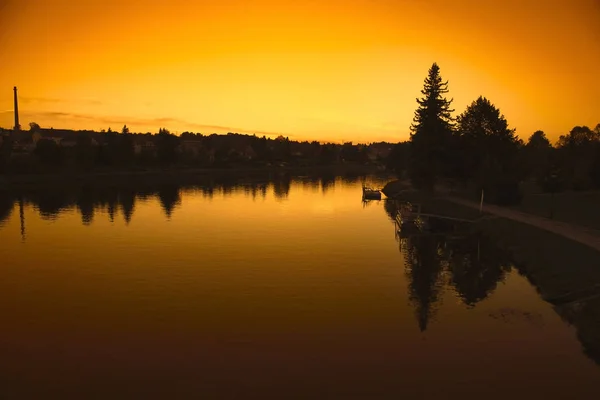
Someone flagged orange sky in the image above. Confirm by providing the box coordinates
[1,0,598,143]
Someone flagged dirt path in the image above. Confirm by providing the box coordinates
[443,195,600,253]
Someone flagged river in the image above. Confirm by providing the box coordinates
[0,173,598,399]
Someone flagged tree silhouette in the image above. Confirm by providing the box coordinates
[156,128,180,164]
[454,96,522,204]
[556,125,600,190]
[76,132,96,170]
[408,62,455,192]
[386,141,410,177]
[590,140,600,189]
[118,132,135,164]
[29,122,41,132]
[523,130,553,184]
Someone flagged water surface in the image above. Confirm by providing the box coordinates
[1,174,599,399]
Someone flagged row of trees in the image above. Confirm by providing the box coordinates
[389,62,600,204]
[0,124,381,173]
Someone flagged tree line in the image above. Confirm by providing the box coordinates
[387,62,600,205]
[0,124,385,174]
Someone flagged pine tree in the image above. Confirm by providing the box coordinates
[408,63,455,191]
[456,96,522,204]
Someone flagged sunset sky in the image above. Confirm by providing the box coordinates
[1,0,598,143]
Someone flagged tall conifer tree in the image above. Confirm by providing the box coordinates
[408,63,455,191]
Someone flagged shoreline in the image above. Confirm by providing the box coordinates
[0,164,389,190]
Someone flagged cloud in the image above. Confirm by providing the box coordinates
[21,110,290,138]
[20,97,103,106]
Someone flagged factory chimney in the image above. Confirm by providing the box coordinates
[13,86,20,131]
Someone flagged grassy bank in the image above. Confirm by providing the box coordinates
[512,191,600,231]
[444,181,600,231]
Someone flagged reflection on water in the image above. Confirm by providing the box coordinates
[0,172,378,226]
[383,201,513,331]
[0,173,599,399]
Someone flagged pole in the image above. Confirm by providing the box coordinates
[479,189,484,214]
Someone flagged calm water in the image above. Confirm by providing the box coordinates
[1,174,599,399]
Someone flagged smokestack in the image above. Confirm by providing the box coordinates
[13,86,20,131]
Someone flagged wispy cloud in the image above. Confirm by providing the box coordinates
[20,97,103,106]
[22,111,290,138]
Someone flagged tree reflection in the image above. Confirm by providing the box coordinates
[157,184,181,219]
[34,190,72,220]
[247,182,268,200]
[403,234,446,331]
[0,194,13,225]
[446,233,512,307]
[341,172,361,185]
[321,174,336,194]
[119,189,136,225]
[388,198,513,329]
[76,187,95,226]
[105,187,119,223]
[273,173,291,200]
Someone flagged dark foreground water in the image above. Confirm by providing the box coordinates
[1,174,599,399]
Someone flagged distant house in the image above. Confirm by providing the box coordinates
[32,131,62,146]
[134,138,156,156]
[227,143,256,161]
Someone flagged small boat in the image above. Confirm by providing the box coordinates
[362,186,382,200]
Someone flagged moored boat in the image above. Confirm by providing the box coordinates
[362,186,382,200]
